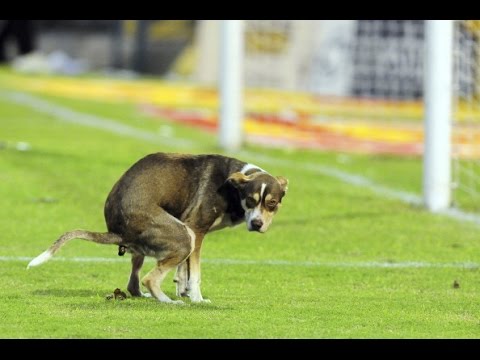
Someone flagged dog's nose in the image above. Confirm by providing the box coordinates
[251,219,263,231]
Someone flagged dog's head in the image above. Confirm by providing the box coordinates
[226,171,288,233]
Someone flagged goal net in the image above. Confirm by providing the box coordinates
[452,20,480,213]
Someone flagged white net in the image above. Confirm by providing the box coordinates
[452,20,480,213]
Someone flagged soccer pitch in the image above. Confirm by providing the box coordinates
[0,76,479,338]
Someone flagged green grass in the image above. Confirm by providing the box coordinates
[1,78,480,338]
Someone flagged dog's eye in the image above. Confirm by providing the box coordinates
[245,197,257,208]
[266,199,277,210]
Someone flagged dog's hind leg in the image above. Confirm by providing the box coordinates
[127,254,151,297]
[139,209,195,304]
[142,253,191,304]
[187,234,210,303]
[174,258,190,297]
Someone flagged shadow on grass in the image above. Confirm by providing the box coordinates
[32,288,101,297]
[66,299,232,311]
[31,289,233,310]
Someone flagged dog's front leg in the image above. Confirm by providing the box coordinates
[188,233,210,303]
[174,259,190,297]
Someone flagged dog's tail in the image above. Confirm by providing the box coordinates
[27,230,123,269]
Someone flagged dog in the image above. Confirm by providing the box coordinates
[28,153,289,304]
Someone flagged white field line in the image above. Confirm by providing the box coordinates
[238,152,424,206]
[1,91,197,149]
[238,152,480,226]
[3,90,480,226]
[1,256,479,269]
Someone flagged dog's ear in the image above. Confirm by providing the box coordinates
[276,176,289,195]
[226,172,251,190]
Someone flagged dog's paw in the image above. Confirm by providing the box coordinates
[158,299,184,305]
[171,300,185,305]
[190,298,211,304]
[156,296,185,305]
[141,292,152,298]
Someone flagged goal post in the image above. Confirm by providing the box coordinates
[219,20,244,151]
[423,20,454,212]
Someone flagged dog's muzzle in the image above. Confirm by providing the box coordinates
[249,219,264,232]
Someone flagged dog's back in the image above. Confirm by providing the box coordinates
[104,153,247,238]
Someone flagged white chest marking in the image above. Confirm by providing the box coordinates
[210,215,224,229]
[209,214,235,232]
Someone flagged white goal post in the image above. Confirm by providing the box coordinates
[219,20,244,151]
[423,20,454,212]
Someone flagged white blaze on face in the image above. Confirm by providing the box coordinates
[242,183,274,233]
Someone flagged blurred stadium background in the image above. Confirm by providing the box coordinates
[1,20,479,214]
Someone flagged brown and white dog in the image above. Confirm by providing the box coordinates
[28,153,289,304]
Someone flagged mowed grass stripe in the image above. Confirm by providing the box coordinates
[2,256,479,269]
